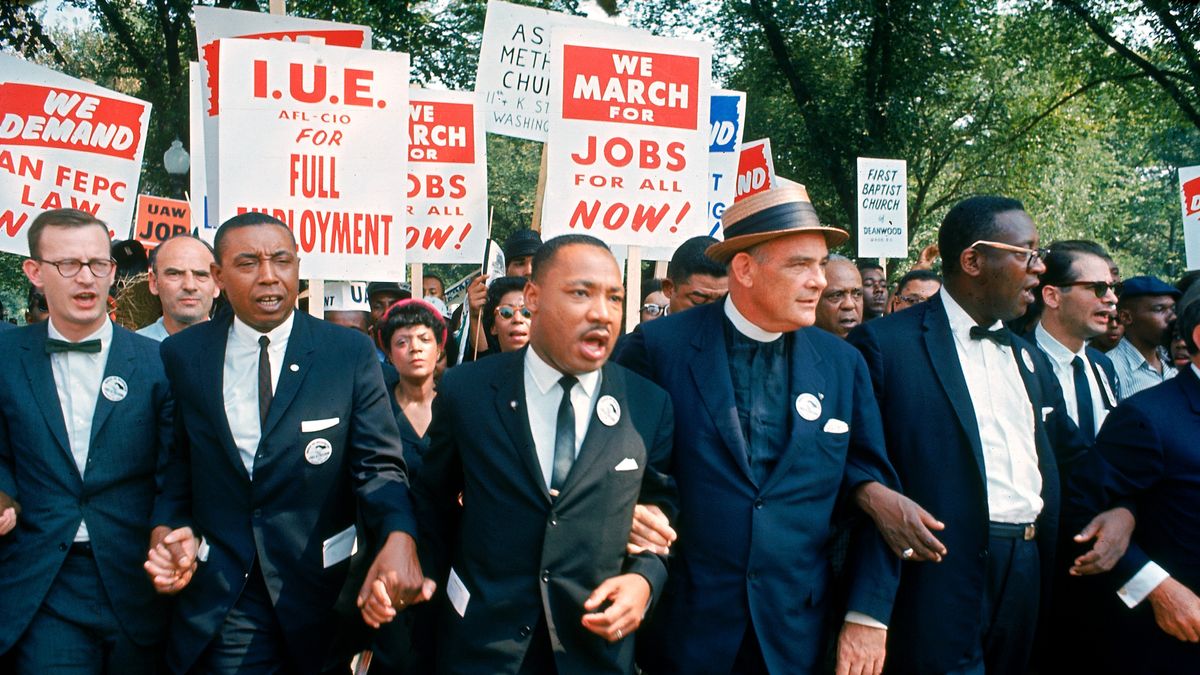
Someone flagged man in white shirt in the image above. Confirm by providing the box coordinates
[0,208,173,674]
[137,235,220,341]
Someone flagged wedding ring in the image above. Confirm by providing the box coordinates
[616,628,623,640]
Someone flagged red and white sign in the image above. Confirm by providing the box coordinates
[0,55,151,255]
[132,195,191,249]
[406,89,488,264]
[195,6,371,230]
[734,138,776,203]
[215,38,409,282]
[542,27,711,249]
[1181,165,1200,270]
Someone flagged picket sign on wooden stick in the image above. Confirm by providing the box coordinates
[654,260,668,279]
[411,263,424,298]
[531,144,548,233]
[625,246,642,334]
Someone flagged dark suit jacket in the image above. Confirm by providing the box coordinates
[153,310,417,674]
[0,323,172,652]
[414,348,676,675]
[617,301,899,675]
[849,294,1082,674]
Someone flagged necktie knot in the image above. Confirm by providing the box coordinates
[969,325,1012,346]
[45,338,101,354]
[558,374,578,393]
[259,335,270,349]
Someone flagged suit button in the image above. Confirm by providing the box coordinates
[59,543,68,552]
[754,499,764,510]
[541,570,550,583]
[519,625,532,638]
[549,518,558,527]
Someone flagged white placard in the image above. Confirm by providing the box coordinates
[0,55,151,254]
[215,39,409,282]
[541,26,711,250]
[188,62,211,241]
[856,157,907,258]
[1180,165,1200,271]
[406,89,488,264]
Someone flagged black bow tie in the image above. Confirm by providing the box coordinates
[45,338,102,354]
[969,325,1012,347]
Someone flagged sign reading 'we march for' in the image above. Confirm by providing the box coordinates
[542,27,712,249]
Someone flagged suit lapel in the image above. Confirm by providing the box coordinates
[688,306,755,485]
[89,327,136,447]
[761,330,824,493]
[921,296,987,487]
[19,323,73,468]
[559,362,624,497]
[197,314,245,477]
[262,312,315,439]
[495,349,550,504]
[1011,340,1051,456]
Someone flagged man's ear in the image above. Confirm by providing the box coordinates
[211,261,226,292]
[959,247,985,278]
[729,252,755,288]
[660,277,676,299]
[524,280,540,315]
[21,258,42,287]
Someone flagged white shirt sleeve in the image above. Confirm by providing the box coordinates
[844,611,888,630]
[1117,561,1170,608]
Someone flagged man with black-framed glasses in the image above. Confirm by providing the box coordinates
[0,208,173,674]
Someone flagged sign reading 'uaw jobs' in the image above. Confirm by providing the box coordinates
[215,38,409,282]
[542,27,711,249]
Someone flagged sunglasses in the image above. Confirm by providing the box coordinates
[1054,280,1123,299]
[496,305,531,320]
[641,303,666,317]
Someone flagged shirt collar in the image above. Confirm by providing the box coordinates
[940,287,1004,338]
[1192,363,1200,381]
[1035,323,1085,365]
[724,295,782,343]
[47,316,112,347]
[525,346,601,398]
[230,310,294,348]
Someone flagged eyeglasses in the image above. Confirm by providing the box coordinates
[823,289,864,303]
[37,258,116,278]
[641,303,666,317]
[496,305,531,320]
[968,240,1049,271]
[1053,280,1123,299]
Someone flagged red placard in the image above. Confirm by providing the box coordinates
[560,45,699,130]
[1184,175,1200,217]
[408,100,475,164]
[132,195,192,248]
[0,83,145,160]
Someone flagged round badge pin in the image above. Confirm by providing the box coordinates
[304,438,333,465]
[101,375,127,402]
[796,393,821,421]
[289,364,299,372]
[1021,348,1035,374]
[597,395,621,426]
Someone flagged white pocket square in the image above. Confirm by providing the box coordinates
[614,457,639,472]
[823,418,849,434]
[301,417,340,433]
[1041,407,1054,422]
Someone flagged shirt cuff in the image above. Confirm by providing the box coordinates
[845,611,888,630]
[1117,561,1169,608]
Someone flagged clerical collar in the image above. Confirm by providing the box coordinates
[724,296,782,343]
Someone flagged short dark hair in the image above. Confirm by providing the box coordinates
[667,236,724,283]
[856,260,884,274]
[531,234,611,282]
[1179,297,1200,355]
[423,274,445,291]
[27,208,108,259]
[1176,270,1200,296]
[896,269,941,296]
[378,300,447,352]
[938,196,1026,276]
[483,276,529,336]
[1038,243,1109,290]
[149,234,216,273]
[213,212,295,262]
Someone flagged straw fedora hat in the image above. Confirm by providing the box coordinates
[706,183,848,264]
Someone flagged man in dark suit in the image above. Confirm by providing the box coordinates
[848,196,1123,674]
[1066,287,1200,673]
[147,212,431,674]
[0,208,172,673]
[619,184,900,675]
[412,234,675,674]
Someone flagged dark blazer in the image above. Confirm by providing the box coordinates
[0,323,172,652]
[1088,347,1120,413]
[153,310,417,674]
[849,294,1082,674]
[617,301,899,674]
[414,348,676,675]
[1070,367,1200,672]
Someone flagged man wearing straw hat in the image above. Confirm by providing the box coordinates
[618,183,901,674]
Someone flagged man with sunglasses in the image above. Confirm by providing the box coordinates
[0,208,173,673]
[1109,276,1181,400]
[849,196,1123,675]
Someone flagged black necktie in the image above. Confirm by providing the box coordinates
[45,338,101,354]
[550,375,578,497]
[1072,356,1096,442]
[258,335,273,429]
[969,325,1012,346]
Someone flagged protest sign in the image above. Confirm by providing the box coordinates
[856,157,907,258]
[0,55,151,255]
[475,0,594,142]
[733,138,776,203]
[1181,165,1200,270]
[132,195,191,249]
[188,62,212,241]
[406,89,488,264]
[215,38,409,281]
[542,27,711,250]
[708,89,745,238]
[195,6,372,230]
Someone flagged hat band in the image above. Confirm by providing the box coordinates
[723,201,821,240]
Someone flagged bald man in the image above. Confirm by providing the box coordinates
[815,256,864,339]
[138,236,220,341]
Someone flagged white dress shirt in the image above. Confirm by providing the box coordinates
[941,289,1042,523]
[1034,324,1110,436]
[223,312,293,478]
[523,347,601,489]
[47,318,114,542]
[135,317,170,342]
